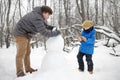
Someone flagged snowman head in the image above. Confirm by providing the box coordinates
[46,35,64,52]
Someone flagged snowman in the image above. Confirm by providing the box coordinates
[40,35,80,80]
[40,35,67,71]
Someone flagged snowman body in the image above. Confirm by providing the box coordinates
[41,35,67,71]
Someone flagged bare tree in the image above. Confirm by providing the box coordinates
[86,0,90,20]
[95,0,98,25]
[0,0,3,48]
[0,0,119,48]
[101,0,105,25]
[63,0,69,25]
[5,0,12,48]
[18,0,22,18]
[43,0,47,50]
[45,0,47,5]
[112,0,119,35]
[76,0,86,22]
[11,0,19,28]
[32,0,34,9]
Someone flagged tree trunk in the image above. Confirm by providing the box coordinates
[76,0,86,22]
[0,27,3,48]
[45,0,47,5]
[95,0,98,25]
[32,0,34,9]
[112,0,119,34]
[58,0,62,28]
[18,0,22,18]
[87,0,90,20]
[101,0,104,25]
[5,0,11,48]
[63,0,68,25]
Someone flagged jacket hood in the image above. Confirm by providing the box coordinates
[33,7,42,15]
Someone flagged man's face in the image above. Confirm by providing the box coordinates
[42,12,50,20]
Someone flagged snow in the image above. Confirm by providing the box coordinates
[95,40,107,47]
[108,39,118,47]
[111,45,120,56]
[0,36,120,80]
[95,26,114,33]
[93,45,120,80]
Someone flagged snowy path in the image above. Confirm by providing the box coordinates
[0,45,120,80]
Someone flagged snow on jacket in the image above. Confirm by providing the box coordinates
[13,7,59,39]
[79,27,96,55]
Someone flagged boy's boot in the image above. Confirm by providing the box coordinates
[78,68,84,72]
[88,71,93,74]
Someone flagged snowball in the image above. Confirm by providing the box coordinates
[46,35,64,52]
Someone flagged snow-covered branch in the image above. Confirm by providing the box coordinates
[61,25,120,44]
[95,26,120,43]
[60,24,82,31]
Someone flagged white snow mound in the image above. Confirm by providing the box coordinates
[41,35,66,71]
[46,35,64,52]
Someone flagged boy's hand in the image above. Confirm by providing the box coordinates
[76,36,82,42]
[80,36,86,41]
[76,36,87,42]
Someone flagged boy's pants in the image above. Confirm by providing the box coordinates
[77,52,93,71]
[14,36,31,73]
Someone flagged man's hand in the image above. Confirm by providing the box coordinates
[44,22,54,31]
[46,26,54,31]
[56,30,61,35]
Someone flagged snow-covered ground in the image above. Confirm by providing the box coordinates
[0,36,120,80]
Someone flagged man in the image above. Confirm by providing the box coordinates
[13,6,60,77]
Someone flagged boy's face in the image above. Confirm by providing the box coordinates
[42,12,51,20]
[84,27,90,30]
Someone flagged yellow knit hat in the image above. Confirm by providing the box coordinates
[82,20,93,28]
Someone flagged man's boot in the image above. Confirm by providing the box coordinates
[17,71,25,77]
[26,68,37,73]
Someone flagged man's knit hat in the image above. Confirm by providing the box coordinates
[82,20,93,28]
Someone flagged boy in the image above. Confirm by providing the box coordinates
[77,20,96,74]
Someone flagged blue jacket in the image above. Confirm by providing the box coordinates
[79,27,96,55]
